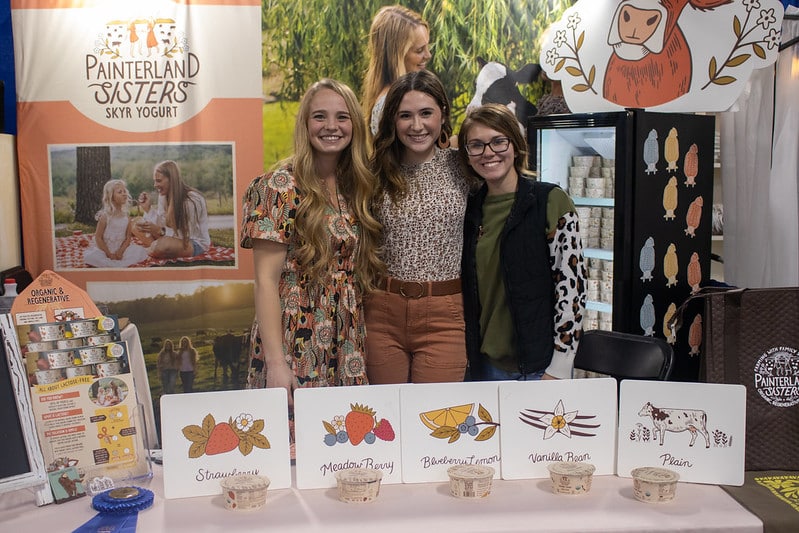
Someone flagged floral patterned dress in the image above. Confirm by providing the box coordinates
[240,164,368,390]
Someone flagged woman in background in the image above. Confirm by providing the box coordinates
[240,78,382,404]
[177,336,198,393]
[366,70,477,384]
[458,104,586,381]
[362,5,431,136]
[157,339,178,394]
[135,160,211,259]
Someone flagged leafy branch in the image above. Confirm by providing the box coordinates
[546,13,597,95]
[702,5,781,89]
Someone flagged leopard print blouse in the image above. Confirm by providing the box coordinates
[375,148,470,282]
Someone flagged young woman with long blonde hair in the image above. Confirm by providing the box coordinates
[241,78,383,403]
[362,5,430,136]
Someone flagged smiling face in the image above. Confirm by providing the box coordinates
[395,90,443,164]
[153,169,169,197]
[465,123,518,195]
[306,88,352,158]
[403,25,431,73]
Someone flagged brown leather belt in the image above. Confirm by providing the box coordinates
[378,277,462,298]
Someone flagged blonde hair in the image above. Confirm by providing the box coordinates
[96,179,129,220]
[362,5,428,132]
[283,79,384,292]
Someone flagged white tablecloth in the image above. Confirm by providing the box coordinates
[0,466,763,532]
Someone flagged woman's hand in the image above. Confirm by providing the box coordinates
[138,191,152,212]
[265,359,296,407]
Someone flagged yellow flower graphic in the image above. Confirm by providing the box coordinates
[539,400,578,440]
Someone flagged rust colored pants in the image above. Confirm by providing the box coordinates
[364,288,467,384]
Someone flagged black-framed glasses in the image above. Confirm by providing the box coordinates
[464,137,511,157]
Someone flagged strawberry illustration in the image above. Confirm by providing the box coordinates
[205,423,240,455]
[345,403,375,446]
[373,418,395,441]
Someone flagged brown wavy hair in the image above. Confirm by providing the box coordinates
[372,70,465,203]
[457,103,529,184]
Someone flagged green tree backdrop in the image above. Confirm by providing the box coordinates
[262,0,575,165]
[262,0,575,104]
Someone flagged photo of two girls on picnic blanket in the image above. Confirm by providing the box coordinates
[51,144,236,270]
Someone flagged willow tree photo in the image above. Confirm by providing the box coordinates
[261,0,575,165]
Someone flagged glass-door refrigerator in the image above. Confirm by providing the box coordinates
[527,111,715,380]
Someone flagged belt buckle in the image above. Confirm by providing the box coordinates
[399,280,425,299]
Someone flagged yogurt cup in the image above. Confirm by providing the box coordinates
[45,348,77,369]
[31,322,67,342]
[631,467,679,503]
[573,155,595,167]
[76,346,108,364]
[86,334,115,346]
[335,468,383,504]
[96,361,124,377]
[547,461,596,495]
[57,338,84,349]
[66,365,95,378]
[68,319,100,338]
[35,368,65,384]
[220,474,270,511]
[25,341,56,353]
[447,465,495,499]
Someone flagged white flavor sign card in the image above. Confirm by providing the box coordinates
[399,382,501,483]
[294,384,402,489]
[161,388,291,499]
[617,380,746,486]
[498,377,618,479]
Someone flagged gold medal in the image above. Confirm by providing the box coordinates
[108,487,140,500]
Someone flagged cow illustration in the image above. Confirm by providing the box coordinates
[638,401,710,448]
[467,59,541,132]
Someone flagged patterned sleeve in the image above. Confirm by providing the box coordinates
[239,166,300,249]
[545,189,587,379]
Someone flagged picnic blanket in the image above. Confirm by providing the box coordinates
[55,233,235,269]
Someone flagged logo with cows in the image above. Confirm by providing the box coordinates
[632,402,734,449]
[84,15,200,124]
[753,346,799,408]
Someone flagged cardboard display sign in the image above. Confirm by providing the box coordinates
[160,388,291,499]
[498,378,618,479]
[399,382,501,484]
[617,380,746,486]
[294,384,402,489]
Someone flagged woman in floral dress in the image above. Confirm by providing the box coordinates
[240,79,383,404]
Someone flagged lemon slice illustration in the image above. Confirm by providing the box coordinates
[419,403,474,431]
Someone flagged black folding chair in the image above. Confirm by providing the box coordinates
[574,330,674,382]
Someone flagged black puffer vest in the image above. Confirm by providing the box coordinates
[462,177,557,377]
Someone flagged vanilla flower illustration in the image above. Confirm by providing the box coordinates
[539,400,578,439]
[235,413,254,432]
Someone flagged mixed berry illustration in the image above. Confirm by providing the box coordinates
[322,403,395,446]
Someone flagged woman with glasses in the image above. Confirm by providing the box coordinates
[458,104,586,381]
[366,70,478,384]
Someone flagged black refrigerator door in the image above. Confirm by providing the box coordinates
[625,111,716,381]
